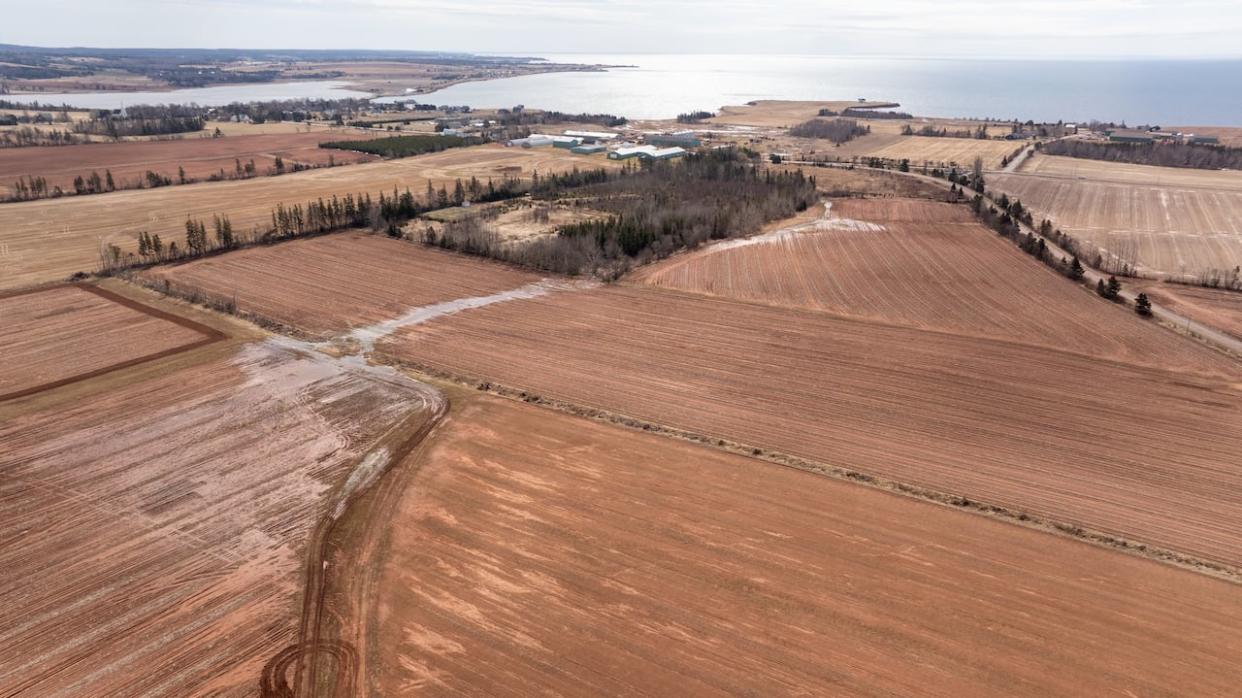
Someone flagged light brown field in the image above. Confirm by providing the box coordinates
[336,392,1242,696]
[708,99,900,128]
[0,130,378,198]
[993,154,1242,277]
[0,284,213,399]
[147,232,542,338]
[0,313,440,695]
[1132,280,1242,340]
[631,198,1201,366]
[820,133,1021,169]
[0,144,610,290]
[375,283,1242,569]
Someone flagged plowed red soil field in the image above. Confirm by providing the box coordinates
[378,284,1242,569]
[0,338,440,696]
[630,198,1204,366]
[0,284,216,399]
[147,232,541,337]
[0,131,377,198]
[346,394,1242,696]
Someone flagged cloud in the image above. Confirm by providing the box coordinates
[5,0,1242,57]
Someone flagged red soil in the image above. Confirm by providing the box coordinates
[632,198,1204,369]
[377,284,1242,569]
[147,232,543,337]
[351,394,1242,696]
[0,339,438,696]
[0,284,213,399]
[0,131,375,197]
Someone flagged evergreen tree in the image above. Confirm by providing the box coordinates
[1135,293,1153,316]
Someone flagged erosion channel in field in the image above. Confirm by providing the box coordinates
[258,277,593,696]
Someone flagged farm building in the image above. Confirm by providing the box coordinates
[570,143,607,155]
[564,130,620,143]
[607,145,687,161]
[646,130,701,147]
[508,134,582,148]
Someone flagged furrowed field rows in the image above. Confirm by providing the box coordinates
[376,284,1242,569]
[146,232,542,338]
[348,393,1242,696]
[992,155,1242,277]
[631,198,1209,366]
[0,130,378,199]
[0,336,439,696]
[0,144,607,290]
[0,284,214,398]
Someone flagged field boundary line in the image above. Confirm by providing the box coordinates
[382,356,1242,586]
[0,282,226,402]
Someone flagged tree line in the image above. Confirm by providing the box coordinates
[99,174,530,274]
[1041,139,1242,170]
[428,150,818,277]
[789,118,870,144]
[319,134,478,159]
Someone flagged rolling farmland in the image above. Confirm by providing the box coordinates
[147,232,542,337]
[0,332,441,696]
[0,144,608,290]
[0,284,217,399]
[828,133,1020,169]
[631,198,1201,365]
[340,393,1242,696]
[992,154,1242,277]
[0,130,378,198]
[377,284,1242,570]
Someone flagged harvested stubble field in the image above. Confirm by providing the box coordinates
[707,100,900,128]
[146,232,542,337]
[0,284,215,399]
[630,198,1200,364]
[0,144,608,290]
[377,284,1242,570]
[821,133,1020,169]
[0,331,441,696]
[0,130,378,198]
[340,393,1242,696]
[992,154,1242,277]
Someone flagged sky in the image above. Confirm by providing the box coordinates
[3,0,1242,59]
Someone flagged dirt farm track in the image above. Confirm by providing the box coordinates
[0,144,608,290]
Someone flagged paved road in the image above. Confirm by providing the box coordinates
[797,160,1242,357]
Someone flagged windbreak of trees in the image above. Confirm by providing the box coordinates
[429,150,818,276]
[493,109,627,128]
[318,134,479,158]
[676,110,715,123]
[74,114,205,138]
[1041,139,1242,170]
[100,175,530,274]
[901,123,991,139]
[789,118,870,144]
[820,108,913,120]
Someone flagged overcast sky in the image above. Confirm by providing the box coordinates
[4,0,1242,59]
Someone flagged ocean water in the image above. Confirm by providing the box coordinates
[389,54,1242,126]
[0,80,370,109]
